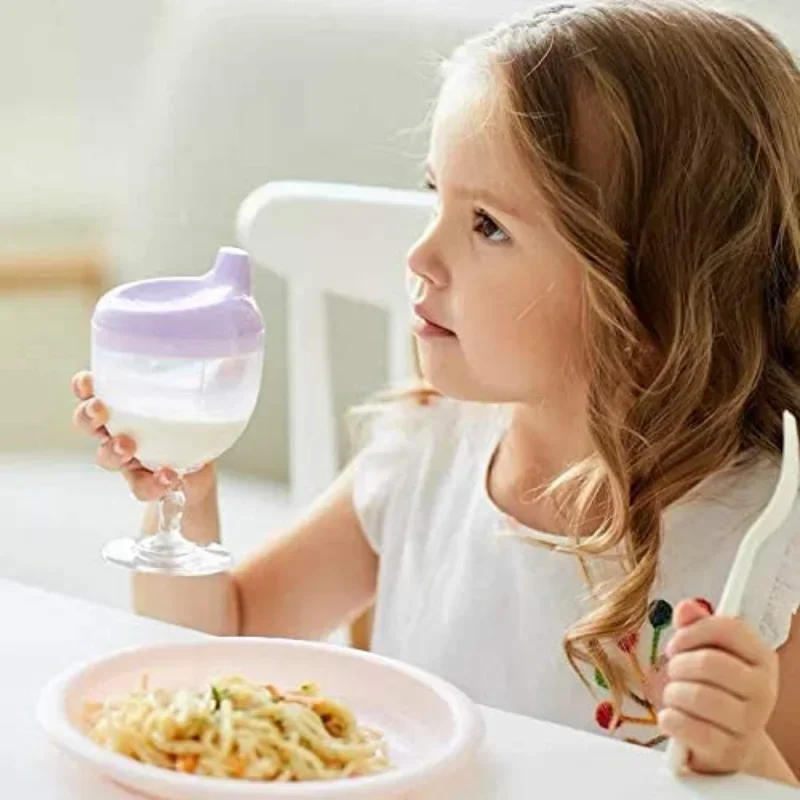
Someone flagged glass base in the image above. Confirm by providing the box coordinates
[103,536,232,576]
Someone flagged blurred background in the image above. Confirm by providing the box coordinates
[1,0,798,607]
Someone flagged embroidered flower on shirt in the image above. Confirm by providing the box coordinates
[590,596,715,748]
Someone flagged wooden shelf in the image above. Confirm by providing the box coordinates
[0,252,106,297]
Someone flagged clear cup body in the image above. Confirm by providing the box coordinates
[92,344,263,473]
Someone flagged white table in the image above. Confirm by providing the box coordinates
[2,579,796,799]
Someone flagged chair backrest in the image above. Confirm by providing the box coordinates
[237,180,435,505]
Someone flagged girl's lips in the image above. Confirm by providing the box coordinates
[412,313,456,339]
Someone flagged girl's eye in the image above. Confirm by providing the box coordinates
[473,210,510,243]
[423,179,510,244]
[423,178,440,216]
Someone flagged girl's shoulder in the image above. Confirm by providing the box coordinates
[350,396,505,552]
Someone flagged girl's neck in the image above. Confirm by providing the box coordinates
[488,399,594,534]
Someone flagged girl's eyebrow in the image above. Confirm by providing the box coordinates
[425,164,524,220]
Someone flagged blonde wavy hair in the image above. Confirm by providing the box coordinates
[414,0,800,710]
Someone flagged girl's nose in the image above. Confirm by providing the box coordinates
[406,228,449,293]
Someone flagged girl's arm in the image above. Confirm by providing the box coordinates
[134,465,378,638]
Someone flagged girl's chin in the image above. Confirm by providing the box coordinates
[417,354,511,404]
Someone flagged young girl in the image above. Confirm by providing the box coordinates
[72,0,800,785]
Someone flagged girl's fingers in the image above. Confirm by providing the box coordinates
[72,371,94,401]
[658,708,745,774]
[126,466,174,502]
[667,649,755,700]
[662,681,748,737]
[673,598,711,629]
[71,371,179,505]
[73,398,109,436]
[157,467,180,487]
[96,436,137,471]
[666,616,766,666]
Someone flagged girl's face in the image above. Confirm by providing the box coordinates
[408,76,587,407]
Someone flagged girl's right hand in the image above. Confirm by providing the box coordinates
[71,371,217,505]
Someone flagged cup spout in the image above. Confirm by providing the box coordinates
[206,246,252,295]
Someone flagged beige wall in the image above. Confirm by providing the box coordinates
[1,289,93,455]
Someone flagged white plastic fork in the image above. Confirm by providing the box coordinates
[666,410,800,775]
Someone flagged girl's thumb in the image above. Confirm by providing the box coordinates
[673,598,712,629]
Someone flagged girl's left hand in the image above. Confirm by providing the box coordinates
[658,599,779,775]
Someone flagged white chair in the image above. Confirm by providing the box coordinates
[237,180,434,649]
[237,180,436,506]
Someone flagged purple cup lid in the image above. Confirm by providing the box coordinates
[92,247,264,358]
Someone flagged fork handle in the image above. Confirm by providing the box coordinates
[666,738,690,774]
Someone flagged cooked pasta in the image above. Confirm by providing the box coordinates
[84,675,391,781]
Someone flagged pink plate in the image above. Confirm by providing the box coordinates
[37,638,484,799]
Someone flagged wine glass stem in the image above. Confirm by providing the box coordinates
[154,485,189,551]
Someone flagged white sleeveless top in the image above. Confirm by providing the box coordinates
[352,399,800,748]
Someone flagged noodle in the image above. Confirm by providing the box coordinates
[84,676,391,782]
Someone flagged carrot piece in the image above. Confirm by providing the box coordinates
[175,755,199,773]
[226,755,246,778]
